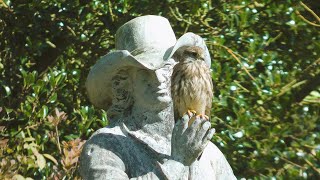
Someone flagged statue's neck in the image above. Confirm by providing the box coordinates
[124,103,174,155]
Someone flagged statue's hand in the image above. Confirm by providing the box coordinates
[171,114,215,166]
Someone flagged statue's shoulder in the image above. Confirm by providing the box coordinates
[84,125,127,150]
[205,142,225,157]
[203,142,231,166]
[91,125,126,137]
[201,142,236,179]
[80,126,131,177]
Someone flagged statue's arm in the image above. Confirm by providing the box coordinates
[80,139,130,180]
[156,159,189,180]
[152,114,216,180]
[205,142,237,179]
[171,114,216,166]
[80,134,189,180]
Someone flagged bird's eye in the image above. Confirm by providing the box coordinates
[191,52,198,57]
[186,51,197,58]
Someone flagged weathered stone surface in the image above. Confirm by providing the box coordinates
[80,15,236,180]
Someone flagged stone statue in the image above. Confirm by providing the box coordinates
[80,15,236,180]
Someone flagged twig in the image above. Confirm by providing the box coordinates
[304,159,320,174]
[10,123,40,138]
[213,43,257,82]
[295,1,320,27]
[66,26,76,37]
[295,11,320,27]
[0,0,8,8]
[300,58,320,75]
[56,126,62,154]
[277,80,306,97]
[0,0,12,12]
[234,80,250,92]
[199,17,219,35]
[280,157,306,169]
[169,7,192,25]
[266,58,320,102]
[265,32,283,47]
[107,0,115,22]
[299,1,320,22]
[183,23,190,34]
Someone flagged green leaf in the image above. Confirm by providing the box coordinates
[39,105,48,119]
[36,154,46,170]
[43,153,58,165]
[24,137,35,142]
[49,92,57,103]
[12,174,26,180]
[3,85,11,96]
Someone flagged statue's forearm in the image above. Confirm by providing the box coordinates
[128,159,188,180]
[157,159,189,180]
[81,142,188,180]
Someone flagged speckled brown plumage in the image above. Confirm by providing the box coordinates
[171,46,213,122]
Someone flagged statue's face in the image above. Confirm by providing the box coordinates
[133,60,175,108]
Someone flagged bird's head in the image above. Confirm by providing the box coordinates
[182,46,205,63]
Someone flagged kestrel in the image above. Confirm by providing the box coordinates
[171,46,213,124]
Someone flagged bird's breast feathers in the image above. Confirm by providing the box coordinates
[171,60,213,116]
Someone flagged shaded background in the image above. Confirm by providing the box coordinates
[0,0,319,179]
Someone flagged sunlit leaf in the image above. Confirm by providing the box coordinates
[43,153,58,165]
[36,154,46,170]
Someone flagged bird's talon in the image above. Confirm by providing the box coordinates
[186,110,197,117]
[196,114,209,120]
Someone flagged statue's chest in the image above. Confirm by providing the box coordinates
[121,135,165,178]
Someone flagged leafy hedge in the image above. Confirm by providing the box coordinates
[0,0,319,179]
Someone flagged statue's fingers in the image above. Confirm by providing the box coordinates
[173,119,181,136]
[190,116,201,128]
[176,114,190,134]
[195,121,211,142]
[202,128,215,142]
[187,117,202,138]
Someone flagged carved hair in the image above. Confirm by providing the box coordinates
[107,69,134,122]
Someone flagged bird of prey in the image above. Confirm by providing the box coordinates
[171,46,213,125]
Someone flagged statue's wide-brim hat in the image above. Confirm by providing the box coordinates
[86,15,211,110]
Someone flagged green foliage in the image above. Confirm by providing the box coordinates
[0,0,319,179]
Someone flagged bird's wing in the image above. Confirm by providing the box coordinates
[171,64,182,121]
[205,73,214,117]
